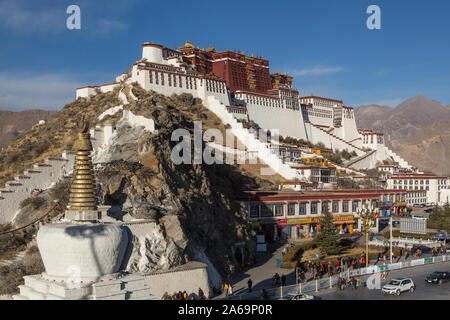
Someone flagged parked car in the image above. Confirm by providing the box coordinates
[382,278,415,296]
[288,293,316,300]
[425,272,450,285]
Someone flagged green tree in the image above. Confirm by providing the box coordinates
[314,205,341,256]
[429,202,450,232]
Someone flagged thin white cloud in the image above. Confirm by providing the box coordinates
[361,98,404,107]
[290,66,345,76]
[96,19,128,35]
[0,1,64,34]
[0,0,129,36]
[0,72,82,111]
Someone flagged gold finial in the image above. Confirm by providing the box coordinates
[68,119,97,211]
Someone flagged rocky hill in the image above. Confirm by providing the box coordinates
[0,83,282,290]
[355,95,450,175]
[0,110,56,151]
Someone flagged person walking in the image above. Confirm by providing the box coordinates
[247,278,253,293]
[227,284,233,297]
[224,283,229,297]
[198,287,206,300]
[281,274,287,287]
[261,289,269,300]
[300,270,306,283]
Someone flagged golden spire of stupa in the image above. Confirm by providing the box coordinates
[68,119,97,211]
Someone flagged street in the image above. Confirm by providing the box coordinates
[314,260,450,300]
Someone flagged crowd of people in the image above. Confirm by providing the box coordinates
[162,288,207,300]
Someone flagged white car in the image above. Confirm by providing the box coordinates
[382,278,415,296]
[288,293,316,300]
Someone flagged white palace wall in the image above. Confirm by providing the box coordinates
[129,65,231,106]
[246,103,308,141]
[0,152,76,225]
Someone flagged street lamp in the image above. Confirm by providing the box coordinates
[356,200,379,268]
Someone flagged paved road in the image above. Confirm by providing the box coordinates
[314,261,450,300]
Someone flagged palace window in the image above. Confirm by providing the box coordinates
[155,72,159,85]
[299,202,307,215]
[249,205,259,218]
[321,201,329,213]
[342,200,349,212]
[311,202,318,214]
[168,74,172,87]
[274,204,284,217]
[261,205,273,217]
[352,200,359,212]
[161,73,164,86]
[287,203,295,216]
[332,201,339,213]
[179,75,182,88]
[149,71,153,84]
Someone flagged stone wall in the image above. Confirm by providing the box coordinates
[144,261,210,299]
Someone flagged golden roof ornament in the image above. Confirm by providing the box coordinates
[68,119,97,211]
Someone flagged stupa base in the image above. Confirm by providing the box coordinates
[12,273,157,300]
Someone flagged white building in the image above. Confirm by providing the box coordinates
[386,173,449,205]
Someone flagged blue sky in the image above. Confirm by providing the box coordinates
[0,0,449,111]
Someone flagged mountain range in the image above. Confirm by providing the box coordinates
[355,95,450,175]
[0,110,56,151]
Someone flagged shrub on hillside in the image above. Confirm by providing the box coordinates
[19,196,46,210]
[280,241,317,269]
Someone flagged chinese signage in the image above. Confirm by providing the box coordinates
[381,201,393,207]
[278,215,355,226]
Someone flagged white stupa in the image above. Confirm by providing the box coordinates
[13,121,155,300]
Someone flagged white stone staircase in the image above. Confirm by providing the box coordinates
[383,146,412,169]
[205,96,298,180]
[0,151,76,226]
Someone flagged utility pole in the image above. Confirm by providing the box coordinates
[390,215,393,264]
[357,201,378,268]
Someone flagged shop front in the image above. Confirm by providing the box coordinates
[380,201,394,217]
[333,215,356,234]
[394,201,407,216]
[277,217,322,239]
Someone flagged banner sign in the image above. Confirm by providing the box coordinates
[388,262,402,270]
[411,258,424,266]
[382,201,393,207]
[424,257,434,264]
[361,266,376,275]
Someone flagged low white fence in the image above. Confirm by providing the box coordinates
[369,237,444,249]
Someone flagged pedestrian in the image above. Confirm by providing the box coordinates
[227,284,233,297]
[300,271,306,283]
[162,292,169,300]
[261,289,269,300]
[224,283,229,297]
[183,291,188,300]
[247,278,253,293]
[198,287,206,300]
[281,274,286,286]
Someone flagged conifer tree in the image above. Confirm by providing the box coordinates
[314,204,341,256]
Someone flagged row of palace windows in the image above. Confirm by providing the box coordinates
[149,71,197,90]
[249,200,378,218]
[206,79,225,94]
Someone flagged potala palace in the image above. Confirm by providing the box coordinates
[76,41,412,174]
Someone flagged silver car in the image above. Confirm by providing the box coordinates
[382,278,415,296]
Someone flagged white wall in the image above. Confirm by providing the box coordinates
[0,152,75,225]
